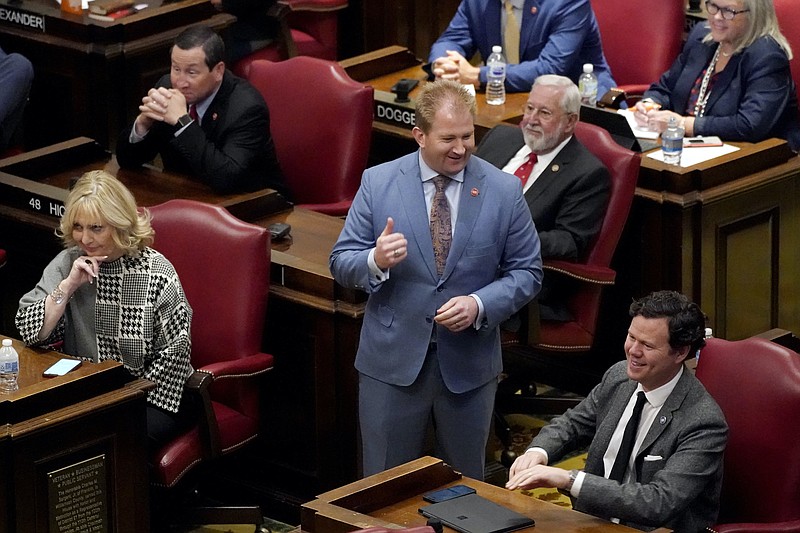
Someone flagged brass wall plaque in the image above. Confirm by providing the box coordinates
[47,455,109,533]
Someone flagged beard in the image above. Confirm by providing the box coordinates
[522,121,566,154]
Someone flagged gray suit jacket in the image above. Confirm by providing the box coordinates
[329,152,542,393]
[529,360,727,531]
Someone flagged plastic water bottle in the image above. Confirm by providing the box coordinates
[662,116,685,165]
[578,63,598,106]
[486,45,506,106]
[0,339,20,393]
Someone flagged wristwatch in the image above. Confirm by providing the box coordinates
[50,283,67,305]
[175,113,193,129]
[558,469,579,497]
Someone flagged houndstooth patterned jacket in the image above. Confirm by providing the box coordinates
[16,246,193,413]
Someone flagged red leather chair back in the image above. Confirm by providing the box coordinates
[246,57,373,216]
[538,122,639,350]
[590,0,684,95]
[774,0,800,109]
[232,0,347,78]
[696,337,800,526]
[149,200,270,370]
[573,122,639,267]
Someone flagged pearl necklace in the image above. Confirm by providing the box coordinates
[694,45,723,117]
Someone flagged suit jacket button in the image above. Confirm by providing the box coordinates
[437,286,444,292]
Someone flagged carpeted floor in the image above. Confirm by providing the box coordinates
[487,412,587,508]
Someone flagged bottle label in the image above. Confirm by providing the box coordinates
[0,361,18,373]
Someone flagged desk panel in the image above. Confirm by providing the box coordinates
[0,335,151,533]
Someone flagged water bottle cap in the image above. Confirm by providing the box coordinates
[1,340,10,346]
[582,63,593,73]
[492,45,502,53]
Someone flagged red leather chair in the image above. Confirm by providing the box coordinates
[590,0,684,100]
[245,57,373,216]
[696,336,800,532]
[232,0,348,78]
[496,123,640,451]
[149,199,274,527]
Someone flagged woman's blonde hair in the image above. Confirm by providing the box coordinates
[57,170,154,256]
[704,0,792,58]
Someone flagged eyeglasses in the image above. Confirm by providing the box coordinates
[522,103,555,121]
[705,1,750,20]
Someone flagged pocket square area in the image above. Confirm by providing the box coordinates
[644,455,663,461]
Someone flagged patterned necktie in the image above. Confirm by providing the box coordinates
[609,391,648,482]
[188,104,199,123]
[504,0,520,64]
[430,175,452,277]
[514,152,538,189]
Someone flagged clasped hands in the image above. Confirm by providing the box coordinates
[505,450,572,492]
[431,51,481,88]
[375,217,477,332]
[134,87,188,135]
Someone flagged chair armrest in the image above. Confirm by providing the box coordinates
[184,370,221,458]
[711,520,800,533]
[543,260,616,285]
[269,1,298,58]
[197,352,274,380]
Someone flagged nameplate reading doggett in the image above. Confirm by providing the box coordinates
[47,455,109,533]
[374,90,416,130]
[0,5,46,32]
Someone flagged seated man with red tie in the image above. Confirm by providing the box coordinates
[506,290,728,532]
[116,25,286,196]
[475,74,609,320]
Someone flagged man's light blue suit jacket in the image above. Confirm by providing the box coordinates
[330,152,542,394]
[429,0,616,95]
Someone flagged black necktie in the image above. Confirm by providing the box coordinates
[609,391,647,482]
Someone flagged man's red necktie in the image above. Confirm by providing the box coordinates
[188,104,198,123]
[514,152,538,188]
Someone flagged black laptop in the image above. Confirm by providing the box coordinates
[580,104,661,152]
[419,493,535,533]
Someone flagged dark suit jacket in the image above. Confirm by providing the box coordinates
[429,0,616,94]
[475,124,609,261]
[645,23,800,151]
[330,152,542,393]
[116,71,285,196]
[529,361,728,531]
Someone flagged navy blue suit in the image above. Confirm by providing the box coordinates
[645,23,800,151]
[330,152,542,477]
[429,0,616,95]
[0,46,33,151]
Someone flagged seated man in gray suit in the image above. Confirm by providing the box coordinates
[506,290,728,531]
[475,75,609,320]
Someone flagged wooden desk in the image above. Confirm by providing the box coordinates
[0,335,152,532]
[0,0,234,150]
[301,456,664,533]
[618,140,800,342]
[0,139,366,516]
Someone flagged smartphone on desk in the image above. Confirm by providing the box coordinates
[422,484,476,503]
[43,358,82,377]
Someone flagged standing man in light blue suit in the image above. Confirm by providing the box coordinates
[429,0,616,95]
[330,80,542,479]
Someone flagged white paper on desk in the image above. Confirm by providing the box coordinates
[647,144,740,167]
[56,0,93,9]
[616,109,659,140]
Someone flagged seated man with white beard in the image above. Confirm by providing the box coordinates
[476,75,610,320]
